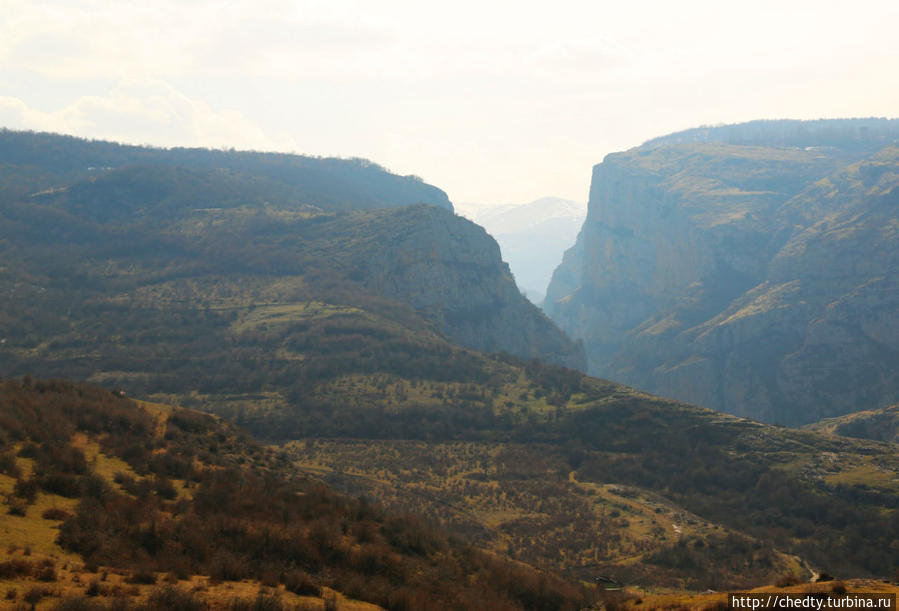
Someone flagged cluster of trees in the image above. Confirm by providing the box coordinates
[564,404,899,577]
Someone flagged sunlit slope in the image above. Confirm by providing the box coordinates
[265,357,899,586]
[0,378,593,610]
[807,404,899,443]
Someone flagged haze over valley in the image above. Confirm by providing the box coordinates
[456,197,586,304]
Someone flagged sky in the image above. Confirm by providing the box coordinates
[2,0,898,206]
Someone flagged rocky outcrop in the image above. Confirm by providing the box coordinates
[546,119,899,425]
[806,404,899,443]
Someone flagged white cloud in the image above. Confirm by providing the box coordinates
[1,0,898,204]
[0,79,286,151]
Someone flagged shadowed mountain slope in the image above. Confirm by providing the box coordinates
[546,118,899,425]
[0,130,585,384]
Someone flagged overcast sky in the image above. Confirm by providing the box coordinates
[2,0,898,206]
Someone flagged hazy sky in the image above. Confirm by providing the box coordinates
[2,0,898,205]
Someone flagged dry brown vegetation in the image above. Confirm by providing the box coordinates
[0,377,596,610]
[288,439,799,591]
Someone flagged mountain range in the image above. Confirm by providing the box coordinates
[0,125,898,605]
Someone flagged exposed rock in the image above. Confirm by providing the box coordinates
[348,205,587,370]
[546,119,899,425]
[806,404,899,443]
[0,129,584,375]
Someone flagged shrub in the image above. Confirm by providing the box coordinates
[23,586,49,605]
[7,498,27,516]
[282,569,320,597]
[18,442,39,459]
[42,507,72,521]
[127,568,157,585]
[0,453,21,477]
[153,477,178,500]
[37,559,58,581]
[145,585,204,611]
[40,472,82,497]
[13,477,39,503]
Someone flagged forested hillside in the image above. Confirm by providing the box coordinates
[0,378,593,609]
[0,130,585,392]
[0,129,453,213]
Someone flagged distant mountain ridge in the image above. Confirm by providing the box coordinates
[546,118,899,425]
[641,117,899,150]
[0,128,453,212]
[458,197,586,304]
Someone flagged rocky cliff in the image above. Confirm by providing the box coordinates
[545,119,899,425]
[345,205,586,369]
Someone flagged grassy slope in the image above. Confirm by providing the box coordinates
[806,404,899,444]
[4,246,899,589]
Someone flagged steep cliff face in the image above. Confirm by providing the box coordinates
[546,119,899,425]
[348,206,586,369]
